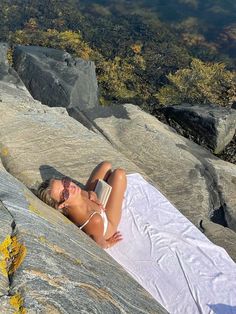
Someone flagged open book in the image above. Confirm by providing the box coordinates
[94,179,112,208]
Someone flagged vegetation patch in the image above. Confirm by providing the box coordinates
[156,59,236,106]
[0,234,26,277]
[10,293,26,314]
[1,0,235,109]
[0,234,27,312]
[0,235,11,277]
[6,47,14,66]
[9,236,27,275]
[1,147,9,157]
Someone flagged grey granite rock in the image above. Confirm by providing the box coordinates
[0,169,166,313]
[1,44,236,312]
[82,104,236,261]
[0,297,15,314]
[13,45,98,111]
[0,42,31,96]
[0,203,13,297]
[0,81,68,117]
[0,100,142,191]
[0,82,167,312]
[158,103,236,154]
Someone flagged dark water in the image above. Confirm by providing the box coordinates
[82,0,236,27]
[81,0,236,60]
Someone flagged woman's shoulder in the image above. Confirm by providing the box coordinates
[83,211,104,234]
[89,211,103,225]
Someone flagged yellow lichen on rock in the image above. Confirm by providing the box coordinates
[0,235,11,277]
[38,235,47,243]
[24,192,45,218]
[0,234,27,277]
[9,236,27,275]
[10,293,26,314]
[1,147,9,157]
[28,203,41,216]
[75,259,82,265]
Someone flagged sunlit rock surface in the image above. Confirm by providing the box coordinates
[0,42,31,95]
[1,44,236,312]
[13,45,98,111]
[0,89,166,312]
[0,169,166,313]
[0,44,168,313]
[83,104,236,261]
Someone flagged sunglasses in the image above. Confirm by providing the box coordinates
[60,177,72,203]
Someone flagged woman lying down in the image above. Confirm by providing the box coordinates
[37,161,126,249]
[37,161,236,314]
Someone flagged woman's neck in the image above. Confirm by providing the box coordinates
[66,191,93,225]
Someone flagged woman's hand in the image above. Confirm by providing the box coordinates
[105,231,123,249]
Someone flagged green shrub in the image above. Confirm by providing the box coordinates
[156,58,236,107]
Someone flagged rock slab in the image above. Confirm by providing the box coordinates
[0,54,166,313]
[1,44,236,312]
[82,104,236,261]
[159,103,236,154]
[0,42,31,96]
[13,45,99,111]
[0,169,166,313]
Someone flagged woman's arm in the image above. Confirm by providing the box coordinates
[104,232,123,249]
[93,231,123,249]
[85,161,112,191]
[83,214,122,249]
[87,214,107,248]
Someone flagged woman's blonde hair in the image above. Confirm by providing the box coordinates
[36,179,68,216]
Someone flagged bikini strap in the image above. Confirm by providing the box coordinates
[79,211,101,230]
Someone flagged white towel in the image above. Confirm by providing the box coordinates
[107,173,236,314]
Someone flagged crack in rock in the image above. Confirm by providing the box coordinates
[195,162,229,228]
[176,143,232,230]
[0,201,27,313]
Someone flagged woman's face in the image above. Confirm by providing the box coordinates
[50,178,81,206]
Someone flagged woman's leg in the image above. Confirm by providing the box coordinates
[85,161,112,191]
[105,168,127,230]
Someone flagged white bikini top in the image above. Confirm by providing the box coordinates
[79,209,108,236]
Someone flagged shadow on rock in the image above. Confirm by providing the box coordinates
[176,142,234,231]
[39,164,85,189]
[67,105,131,131]
[84,104,131,120]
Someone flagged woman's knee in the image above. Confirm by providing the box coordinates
[100,160,112,171]
[112,168,126,180]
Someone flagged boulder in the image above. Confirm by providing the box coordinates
[13,45,98,111]
[158,103,236,154]
[218,134,236,164]
[0,85,166,312]
[81,104,236,261]
[0,87,142,190]
[0,42,31,96]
